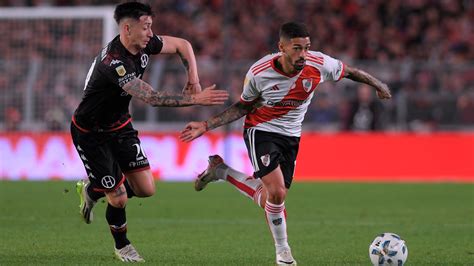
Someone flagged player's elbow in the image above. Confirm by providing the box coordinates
[176,38,192,53]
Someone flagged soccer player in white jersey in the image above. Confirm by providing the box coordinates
[180,22,391,265]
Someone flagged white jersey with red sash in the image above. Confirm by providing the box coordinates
[240,51,345,137]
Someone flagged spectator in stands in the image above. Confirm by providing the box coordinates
[345,84,384,131]
[4,107,21,131]
[1,0,473,129]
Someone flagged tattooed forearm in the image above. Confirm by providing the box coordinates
[207,102,253,130]
[122,78,195,107]
[344,65,384,89]
[177,51,190,72]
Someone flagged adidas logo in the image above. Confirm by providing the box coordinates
[271,85,280,91]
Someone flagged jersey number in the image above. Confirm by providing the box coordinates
[133,144,147,160]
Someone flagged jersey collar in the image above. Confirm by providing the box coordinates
[271,56,302,78]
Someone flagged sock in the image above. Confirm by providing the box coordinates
[87,183,104,201]
[265,201,289,252]
[220,164,263,207]
[123,180,136,198]
[106,204,131,249]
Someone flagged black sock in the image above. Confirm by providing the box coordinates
[123,180,136,198]
[86,183,104,201]
[106,204,130,249]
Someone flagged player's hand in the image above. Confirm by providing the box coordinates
[376,83,392,99]
[180,121,207,142]
[194,84,229,105]
[182,82,202,95]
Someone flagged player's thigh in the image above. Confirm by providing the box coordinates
[279,135,300,189]
[111,124,154,196]
[244,128,299,189]
[112,124,150,173]
[71,123,125,192]
[125,169,155,197]
[243,128,282,179]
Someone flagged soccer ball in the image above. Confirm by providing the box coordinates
[369,232,408,266]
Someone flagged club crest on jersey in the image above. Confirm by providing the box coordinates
[260,154,270,167]
[115,65,126,76]
[302,78,313,92]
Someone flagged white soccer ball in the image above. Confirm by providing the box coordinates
[369,232,408,266]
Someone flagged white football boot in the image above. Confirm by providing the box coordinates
[194,155,226,191]
[115,244,145,262]
[276,248,297,265]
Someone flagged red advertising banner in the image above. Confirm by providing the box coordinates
[296,133,474,182]
[0,132,472,182]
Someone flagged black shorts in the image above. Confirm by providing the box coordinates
[243,128,300,189]
[70,122,150,192]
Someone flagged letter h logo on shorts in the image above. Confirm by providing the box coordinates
[101,175,116,189]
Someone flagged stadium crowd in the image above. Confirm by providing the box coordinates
[1,0,473,131]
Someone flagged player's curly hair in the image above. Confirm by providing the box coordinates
[114,2,155,24]
[280,22,310,39]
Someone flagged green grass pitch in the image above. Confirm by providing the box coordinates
[0,181,473,265]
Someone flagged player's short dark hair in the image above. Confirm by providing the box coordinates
[279,22,310,39]
[114,2,154,24]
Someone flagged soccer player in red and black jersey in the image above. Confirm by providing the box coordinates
[71,2,228,262]
[180,22,391,265]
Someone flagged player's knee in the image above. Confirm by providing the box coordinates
[108,195,128,208]
[267,187,287,204]
[137,185,155,197]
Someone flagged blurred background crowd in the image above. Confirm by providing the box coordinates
[1,0,473,132]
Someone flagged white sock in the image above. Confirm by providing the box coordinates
[265,201,289,252]
[219,164,263,207]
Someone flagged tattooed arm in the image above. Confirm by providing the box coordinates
[160,36,201,94]
[207,102,254,130]
[122,78,228,107]
[180,102,254,142]
[344,65,392,99]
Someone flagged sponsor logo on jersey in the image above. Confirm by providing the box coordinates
[302,78,313,92]
[128,159,148,168]
[267,99,305,107]
[260,154,270,167]
[118,72,136,87]
[115,65,126,76]
[141,54,149,68]
[110,59,123,66]
[101,175,116,189]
